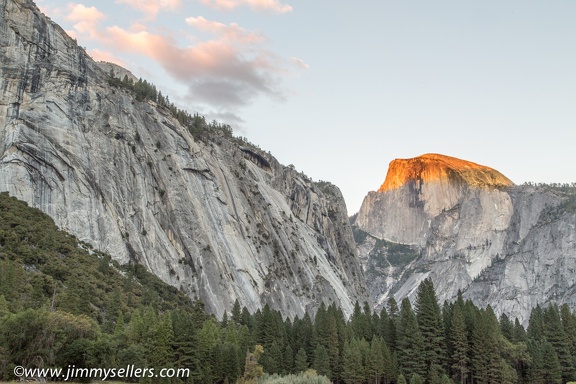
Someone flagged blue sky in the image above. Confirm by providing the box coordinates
[38,0,576,213]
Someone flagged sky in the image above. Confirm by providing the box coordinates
[38,0,576,214]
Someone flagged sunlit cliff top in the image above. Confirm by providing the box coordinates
[378,153,514,192]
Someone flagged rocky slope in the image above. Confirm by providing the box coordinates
[355,154,576,324]
[0,0,368,318]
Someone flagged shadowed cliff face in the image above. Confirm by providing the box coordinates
[356,154,576,324]
[0,0,368,319]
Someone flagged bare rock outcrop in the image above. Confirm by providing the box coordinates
[355,153,576,324]
[0,0,368,319]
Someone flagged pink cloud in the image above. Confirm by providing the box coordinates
[290,57,309,70]
[200,0,292,14]
[65,3,105,39]
[88,48,126,67]
[60,6,296,112]
[102,23,287,107]
[185,16,263,43]
[115,0,182,19]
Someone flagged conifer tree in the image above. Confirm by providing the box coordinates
[386,298,399,353]
[397,298,426,378]
[366,336,386,384]
[560,303,576,356]
[263,341,283,374]
[449,302,469,384]
[541,341,563,384]
[283,344,294,374]
[410,373,424,384]
[342,339,365,384]
[314,304,341,379]
[294,348,308,373]
[232,299,242,325]
[500,313,514,341]
[313,344,331,378]
[471,307,501,384]
[397,373,407,384]
[415,278,445,371]
[171,309,198,373]
[543,304,574,382]
[527,304,545,341]
[513,318,527,343]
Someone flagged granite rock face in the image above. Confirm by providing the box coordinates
[355,154,576,324]
[0,0,368,318]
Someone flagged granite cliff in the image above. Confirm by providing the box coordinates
[355,154,576,324]
[0,0,368,318]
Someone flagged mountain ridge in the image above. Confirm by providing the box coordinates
[355,154,576,324]
[0,0,368,319]
[378,153,514,192]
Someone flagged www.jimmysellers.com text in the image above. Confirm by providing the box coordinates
[13,365,190,381]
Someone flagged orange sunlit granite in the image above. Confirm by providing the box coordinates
[378,153,514,192]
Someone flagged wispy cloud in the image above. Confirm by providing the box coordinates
[115,0,182,20]
[199,0,292,14]
[59,3,306,125]
[290,57,309,70]
[65,3,105,39]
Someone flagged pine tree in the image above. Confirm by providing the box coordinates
[386,298,399,353]
[294,347,308,373]
[560,303,576,356]
[500,313,514,341]
[449,302,469,384]
[513,318,527,343]
[313,344,331,378]
[526,339,545,384]
[0,294,10,317]
[314,304,341,379]
[471,307,501,384]
[366,336,386,383]
[283,344,294,374]
[223,341,242,382]
[341,339,365,384]
[415,278,445,371]
[541,341,563,384]
[263,341,283,374]
[410,373,424,384]
[397,373,407,384]
[527,305,545,341]
[543,304,574,382]
[397,298,426,378]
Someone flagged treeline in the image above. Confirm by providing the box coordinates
[2,194,576,383]
[107,72,233,140]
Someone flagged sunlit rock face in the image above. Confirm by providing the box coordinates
[0,0,368,319]
[355,154,576,324]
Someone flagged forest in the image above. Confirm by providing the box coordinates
[1,192,576,384]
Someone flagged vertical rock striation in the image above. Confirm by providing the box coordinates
[0,0,368,318]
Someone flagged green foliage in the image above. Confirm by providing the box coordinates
[106,72,234,142]
[259,370,330,384]
[2,193,576,383]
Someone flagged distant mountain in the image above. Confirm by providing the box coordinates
[0,0,367,319]
[354,153,576,324]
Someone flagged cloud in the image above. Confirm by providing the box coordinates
[199,0,292,14]
[65,3,105,39]
[101,18,290,108]
[290,57,309,70]
[185,16,263,44]
[115,0,182,19]
[61,5,300,123]
[88,48,126,66]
